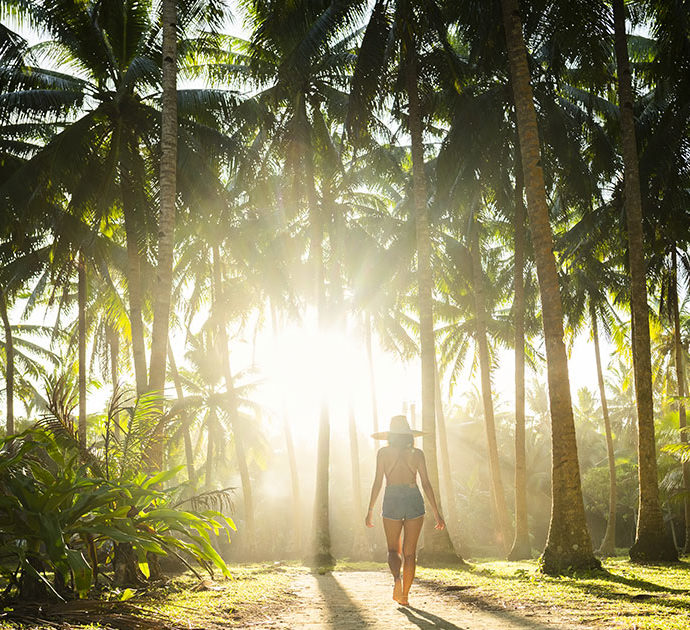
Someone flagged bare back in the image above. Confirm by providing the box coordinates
[380,446,420,486]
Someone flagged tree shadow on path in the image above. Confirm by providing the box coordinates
[314,571,373,628]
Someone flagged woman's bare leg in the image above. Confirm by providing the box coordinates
[400,516,424,604]
[382,517,404,601]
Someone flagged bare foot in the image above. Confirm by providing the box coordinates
[393,579,403,603]
[398,597,410,606]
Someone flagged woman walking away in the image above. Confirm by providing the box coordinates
[366,415,446,606]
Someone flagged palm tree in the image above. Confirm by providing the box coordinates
[499,0,599,573]
[148,0,180,466]
[611,0,676,561]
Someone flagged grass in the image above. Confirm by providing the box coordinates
[415,557,690,630]
[0,563,298,629]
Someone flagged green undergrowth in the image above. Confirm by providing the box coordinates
[0,564,297,629]
[140,563,297,627]
[417,557,690,630]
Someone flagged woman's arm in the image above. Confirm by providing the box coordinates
[417,449,446,530]
[365,448,385,527]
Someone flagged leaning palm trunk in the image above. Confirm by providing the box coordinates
[405,37,457,561]
[611,0,676,561]
[148,0,178,467]
[508,168,530,560]
[591,301,617,556]
[470,228,511,552]
[500,0,598,573]
[78,252,87,446]
[212,245,255,553]
[0,287,14,435]
[670,248,690,553]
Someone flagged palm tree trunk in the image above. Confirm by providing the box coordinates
[0,287,14,435]
[365,312,379,435]
[349,400,367,558]
[121,199,148,396]
[212,245,255,552]
[78,252,87,446]
[148,0,178,466]
[611,0,676,561]
[283,405,302,554]
[591,301,617,556]
[168,343,195,484]
[508,166,530,560]
[470,226,512,552]
[106,324,121,438]
[299,97,333,566]
[500,0,598,573]
[434,357,459,534]
[670,247,690,553]
[405,37,457,561]
[205,409,216,490]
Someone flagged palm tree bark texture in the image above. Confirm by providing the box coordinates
[148,0,179,466]
[404,30,457,561]
[508,166,531,560]
[611,0,676,561]
[78,251,87,446]
[670,247,690,553]
[591,299,617,556]
[500,0,599,573]
[470,224,512,552]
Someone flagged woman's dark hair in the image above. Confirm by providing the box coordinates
[388,433,413,449]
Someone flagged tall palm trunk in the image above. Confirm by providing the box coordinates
[148,0,178,465]
[611,0,676,561]
[121,197,148,395]
[106,324,121,438]
[78,252,87,446]
[591,301,617,556]
[283,405,302,554]
[349,400,367,557]
[212,245,255,552]
[0,287,14,435]
[205,408,216,490]
[365,312,379,435]
[300,97,333,566]
[500,0,598,573]
[670,247,690,553]
[405,37,457,560]
[168,343,195,484]
[470,227,511,551]
[434,357,459,533]
[508,167,530,560]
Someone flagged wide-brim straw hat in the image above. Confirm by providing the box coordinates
[371,414,425,440]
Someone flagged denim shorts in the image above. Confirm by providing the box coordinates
[382,484,425,520]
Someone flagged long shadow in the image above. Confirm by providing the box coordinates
[413,579,566,629]
[314,570,373,628]
[397,606,465,629]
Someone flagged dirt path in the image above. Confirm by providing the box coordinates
[244,569,562,629]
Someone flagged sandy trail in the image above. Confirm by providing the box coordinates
[245,569,561,629]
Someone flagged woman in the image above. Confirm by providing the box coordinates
[365,415,446,606]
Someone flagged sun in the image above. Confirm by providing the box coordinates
[258,321,422,443]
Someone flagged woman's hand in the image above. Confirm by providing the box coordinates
[365,509,374,528]
[434,515,446,531]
